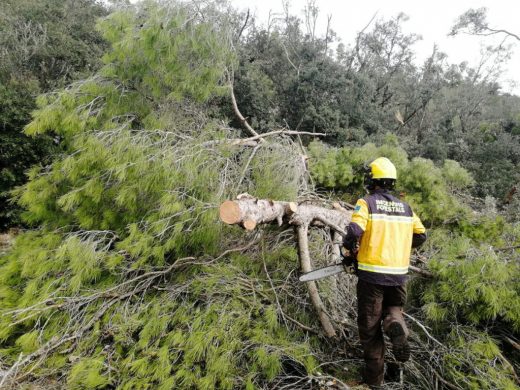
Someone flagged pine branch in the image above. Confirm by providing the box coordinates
[202,129,327,148]
[284,314,319,335]
[297,224,336,337]
[0,242,265,386]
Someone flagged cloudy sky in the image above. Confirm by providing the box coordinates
[230,0,520,95]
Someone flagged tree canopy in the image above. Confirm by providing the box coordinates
[0,0,108,229]
[0,1,519,389]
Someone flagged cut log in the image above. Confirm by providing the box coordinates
[219,200,241,224]
[332,202,350,214]
[219,197,351,234]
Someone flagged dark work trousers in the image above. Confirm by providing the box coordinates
[356,279,408,386]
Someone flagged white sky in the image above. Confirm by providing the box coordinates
[230,0,520,95]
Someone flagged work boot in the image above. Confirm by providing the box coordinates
[387,321,410,362]
[385,361,401,382]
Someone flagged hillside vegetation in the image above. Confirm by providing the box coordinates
[0,1,518,389]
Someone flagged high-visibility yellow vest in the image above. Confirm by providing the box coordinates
[351,193,425,275]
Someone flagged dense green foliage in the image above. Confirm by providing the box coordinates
[231,10,520,202]
[0,0,108,229]
[308,138,472,225]
[0,3,316,388]
[0,1,519,389]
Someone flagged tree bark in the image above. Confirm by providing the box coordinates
[219,195,351,233]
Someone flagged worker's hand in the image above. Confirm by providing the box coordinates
[341,243,359,257]
[340,245,358,275]
[340,247,354,265]
[340,246,351,258]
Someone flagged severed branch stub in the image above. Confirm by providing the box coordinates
[220,194,352,337]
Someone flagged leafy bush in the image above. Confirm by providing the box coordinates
[308,137,471,225]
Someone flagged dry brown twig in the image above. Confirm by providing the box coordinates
[229,80,262,139]
[403,312,444,348]
[432,368,461,390]
[202,129,327,148]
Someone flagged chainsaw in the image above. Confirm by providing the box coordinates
[299,247,358,282]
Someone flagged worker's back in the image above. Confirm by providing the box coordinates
[343,157,426,388]
[353,190,423,275]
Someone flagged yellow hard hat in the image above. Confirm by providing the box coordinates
[369,157,397,180]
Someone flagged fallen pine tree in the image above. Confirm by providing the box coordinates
[0,2,518,389]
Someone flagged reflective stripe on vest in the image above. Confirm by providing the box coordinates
[369,214,413,223]
[357,262,409,274]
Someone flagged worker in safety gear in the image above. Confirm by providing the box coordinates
[341,157,426,389]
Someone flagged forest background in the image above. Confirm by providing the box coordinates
[0,0,519,389]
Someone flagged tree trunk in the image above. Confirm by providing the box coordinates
[297,224,337,337]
